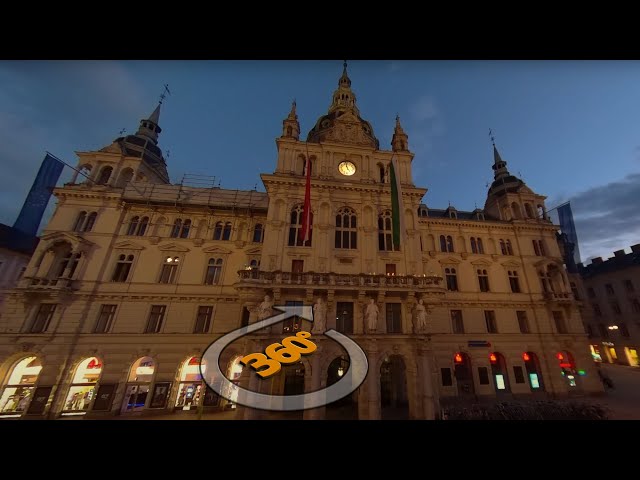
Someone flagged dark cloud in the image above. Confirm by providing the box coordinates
[555,172,640,262]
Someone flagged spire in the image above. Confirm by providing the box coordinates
[328,60,359,115]
[339,60,351,88]
[148,104,161,125]
[391,115,409,152]
[135,103,162,144]
[281,99,300,140]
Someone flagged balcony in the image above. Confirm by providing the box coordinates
[19,276,77,291]
[236,269,445,292]
[544,292,574,303]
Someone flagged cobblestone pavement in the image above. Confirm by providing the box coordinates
[588,363,640,420]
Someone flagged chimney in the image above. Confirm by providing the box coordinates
[591,257,603,264]
[613,249,626,258]
[631,244,640,253]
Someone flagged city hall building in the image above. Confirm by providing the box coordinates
[0,64,602,420]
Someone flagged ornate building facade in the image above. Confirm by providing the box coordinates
[0,64,602,420]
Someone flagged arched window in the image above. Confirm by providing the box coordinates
[302,157,312,176]
[335,207,357,249]
[524,203,534,218]
[288,205,312,247]
[539,269,554,293]
[62,357,102,413]
[78,164,92,184]
[0,357,43,415]
[440,235,454,252]
[379,164,386,183]
[523,352,544,391]
[96,166,113,185]
[453,352,475,396]
[477,238,484,253]
[171,219,182,238]
[223,222,232,241]
[378,211,397,251]
[112,254,134,282]
[447,235,454,252]
[180,219,191,239]
[51,247,80,280]
[470,237,477,254]
[213,222,223,240]
[286,126,292,136]
[175,357,207,411]
[73,211,87,232]
[445,267,458,291]
[221,357,244,408]
[137,216,149,236]
[122,357,155,413]
[127,216,140,236]
[159,256,180,284]
[253,223,264,243]
[489,352,510,393]
[204,258,223,285]
[116,167,134,188]
[249,259,260,268]
[537,205,545,219]
[84,212,97,232]
[505,239,513,255]
[511,202,521,220]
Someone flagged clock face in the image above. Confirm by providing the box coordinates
[338,161,356,176]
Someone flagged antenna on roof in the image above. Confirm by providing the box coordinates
[159,84,171,105]
[119,128,126,136]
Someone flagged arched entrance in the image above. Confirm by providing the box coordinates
[557,351,581,390]
[326,356,357,419]
[121,356,155,413]
[454,352,475,396]
[63,357,102,414]
[0,357,43,415]
[522,352,544,391]
[175,356,207,411]
[220,356,243,410]
[380,355,409,420]
[489,352,510,394]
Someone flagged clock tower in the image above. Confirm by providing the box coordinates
[261,62,425,275]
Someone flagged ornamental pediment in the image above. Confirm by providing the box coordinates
[158,243,191,253]
[114,240,145,250]
[203,245,233,255]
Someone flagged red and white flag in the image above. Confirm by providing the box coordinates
[299,157,312,243]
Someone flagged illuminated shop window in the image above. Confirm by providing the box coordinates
[175,356,207,411]
[220,357,243,409]
[62,357,102,413]
[121,356,155,413]
[0,357,43,415]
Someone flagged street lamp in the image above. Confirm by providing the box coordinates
[608,325,619,330]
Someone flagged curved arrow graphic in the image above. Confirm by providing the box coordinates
[201,305,369,411]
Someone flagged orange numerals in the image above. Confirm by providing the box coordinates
[240,331,317,378]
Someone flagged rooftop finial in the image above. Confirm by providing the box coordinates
[489,128,496,147]
[119,128,126,136]
[344,60,348,72]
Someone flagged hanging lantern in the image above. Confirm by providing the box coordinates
[454,353,463,364]
[489,353,497,364]
[522,352,531,362]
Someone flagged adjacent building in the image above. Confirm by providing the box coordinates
[577,245,640,367]
[0,64,602,420]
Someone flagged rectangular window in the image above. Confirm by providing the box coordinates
[624,279,634,292]
[386,303,403,333]
[145,305,166,333]
[386,264,396,276]
[533,240,540,256]
[291,260,304,282]
[517,310,530,334]
[451,310,464,334]
[632,299,640,313]
[513,366,525,384]
[194,306,214,333]
[553,311,568,334]
[336,302,354,334]
[112,254,134,282]
[94,304,117,333]
[159,263,178,284]
[605,283,615,296]
[283,300,303,334]
[204,259,223,285]
[484,310,497,333]
[445,268,458,291]
[620,323,630,338]
[478,367,490,385]
[570,282,580,300]
[441,368,453,386]
[593,304,602,316]
[477,269,490,292]
[30,304,57,333]
[611,302,622,315]
[587,287,596,298]
[509,271,521,293]
[241,306,250,327]
[598,323,609,338]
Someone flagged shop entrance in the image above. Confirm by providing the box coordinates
[380,355,409,420]
[122,356,155,413]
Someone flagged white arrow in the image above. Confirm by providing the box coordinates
[201,305,369,411]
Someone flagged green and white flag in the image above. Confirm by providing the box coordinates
[389,156,406,249]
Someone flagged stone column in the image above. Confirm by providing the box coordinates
[418,341,437,420]
[303,350,325,420]
[367,341,381,420]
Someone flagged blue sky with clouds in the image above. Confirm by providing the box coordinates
[1,60,639,263]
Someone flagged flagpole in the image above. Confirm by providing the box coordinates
[46,151,95,184]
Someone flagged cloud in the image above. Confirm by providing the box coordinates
[403,95,445,157]
[0,61,146,226]
[554,172,640,262]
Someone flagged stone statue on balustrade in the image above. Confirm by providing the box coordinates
[412,299,428,333]
[312,297,327,333]
[257,294,274,320]
[365,298,379,333]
